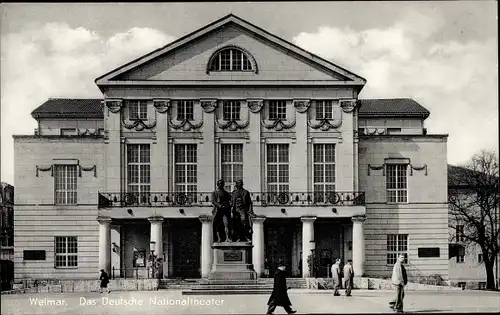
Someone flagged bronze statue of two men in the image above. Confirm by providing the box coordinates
[211,179,255,243]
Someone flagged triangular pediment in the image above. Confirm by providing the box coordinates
[95,14,366,87]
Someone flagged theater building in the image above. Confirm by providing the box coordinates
[13,14,449,282]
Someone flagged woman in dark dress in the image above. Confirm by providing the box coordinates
[99,269,110,293]
[266,262,296,315]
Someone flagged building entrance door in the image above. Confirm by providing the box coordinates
[172,220,201,279]
[265,220,294,277]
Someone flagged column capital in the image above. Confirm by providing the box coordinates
[351,215,366,223]
[97,216,112,224]
[251,215,266,224]
[301,216,317,223]
[199,214,213,223]
[148,216,164,224]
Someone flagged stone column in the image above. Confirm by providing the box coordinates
[149,216,164,278]
[352,215,366,277]
[252,216,266,277]
[301,216,317,278]
[98,216,112,274]
[200,215,213,278]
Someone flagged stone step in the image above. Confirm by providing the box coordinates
[182,289,273,295]
[192,285,274,290]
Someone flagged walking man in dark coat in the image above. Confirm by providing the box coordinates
[267,262,297,315]
[99,269,110,293]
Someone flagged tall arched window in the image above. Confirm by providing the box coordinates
[209,47,254,71]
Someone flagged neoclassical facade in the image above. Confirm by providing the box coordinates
[13,14,449,281]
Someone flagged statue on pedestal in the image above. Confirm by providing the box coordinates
[211,179,232,242]
[231,179,255,242]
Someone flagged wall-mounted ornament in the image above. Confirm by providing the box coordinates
[77,128,100,136]
[104,99,123,113]
[340,99,357,113]
[368,164,385,176]
[364,128,386,135]
[308,119,342,131]
[153,99,171,113]
[410,164,428,176]
[36,165,53,177]
[79,165,97,177]
[293,99,310,113]
[201,100,218,113]
[247,99,264,113]
[261,118,296,131]
[169,119,203,131]
[216,119,250,131]
[121,112,157,131]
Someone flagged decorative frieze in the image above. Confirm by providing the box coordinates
[36,165,53,177]
[121,112,157,131]
[293,99,310,113]
[201,99,218,113]
[261,118,296,131]
[410,164,428,176]
[169,119,203,131]
[367,164,385,176]
[308,118,342,131]
[216,119,250,131]
[153,99,171,113]
[79,165,97,177]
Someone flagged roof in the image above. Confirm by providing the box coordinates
[358,98,430,119]
[31,98,103,119]
[95,14,366,87]
[448,164,499,189]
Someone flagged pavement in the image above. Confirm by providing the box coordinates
[1,289,499,315]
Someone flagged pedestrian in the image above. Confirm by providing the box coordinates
[266,262,297,315]
[389,254,407,313]
[264,258,270,278]
[99,269,110,294]
[343,259,354,296]
[331,258,342,296]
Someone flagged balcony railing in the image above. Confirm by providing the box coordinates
[98,191,365,209]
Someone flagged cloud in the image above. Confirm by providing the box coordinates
[1,23,176,183]
[293,11,498,166]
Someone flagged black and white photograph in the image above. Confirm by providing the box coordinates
[0,1,498,314]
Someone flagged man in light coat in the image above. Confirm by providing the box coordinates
[389,254,408,313]
[331,258,342,296]
[343,259,354,296]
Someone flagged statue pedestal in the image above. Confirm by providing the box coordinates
[208,242,257,280]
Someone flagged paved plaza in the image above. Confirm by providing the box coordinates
[1,289,499,315]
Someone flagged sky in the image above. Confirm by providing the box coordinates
[0,2,498,184]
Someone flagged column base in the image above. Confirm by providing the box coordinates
[208,242,257,281]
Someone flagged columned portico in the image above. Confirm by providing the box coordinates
[200,215,213,278]
[301,216,317,278]
[98,216,112,274]
[352,215,366,277]
[148,216,164,277]
[252,215,266,277]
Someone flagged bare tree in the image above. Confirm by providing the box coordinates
[449,150,499,290]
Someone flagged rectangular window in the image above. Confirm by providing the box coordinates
[54,236,78,268]
[456,225,465,242]
[269,100,287,120]
[175,144,197,203]
[386,164,408,203]
[220,50,231,71]
[267,144,289,201]
[128,100,148,120]
[54,165,77,205]
[222,101,241,121]
[127,144,151,204]
[457,246,465,263]
[417,247,440,258]
[387,234,408,265]
[177,100,194,121]
[316,100,333,120]
[221,144,243,192]
[313,144,336,203]
[23,250,46,261]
